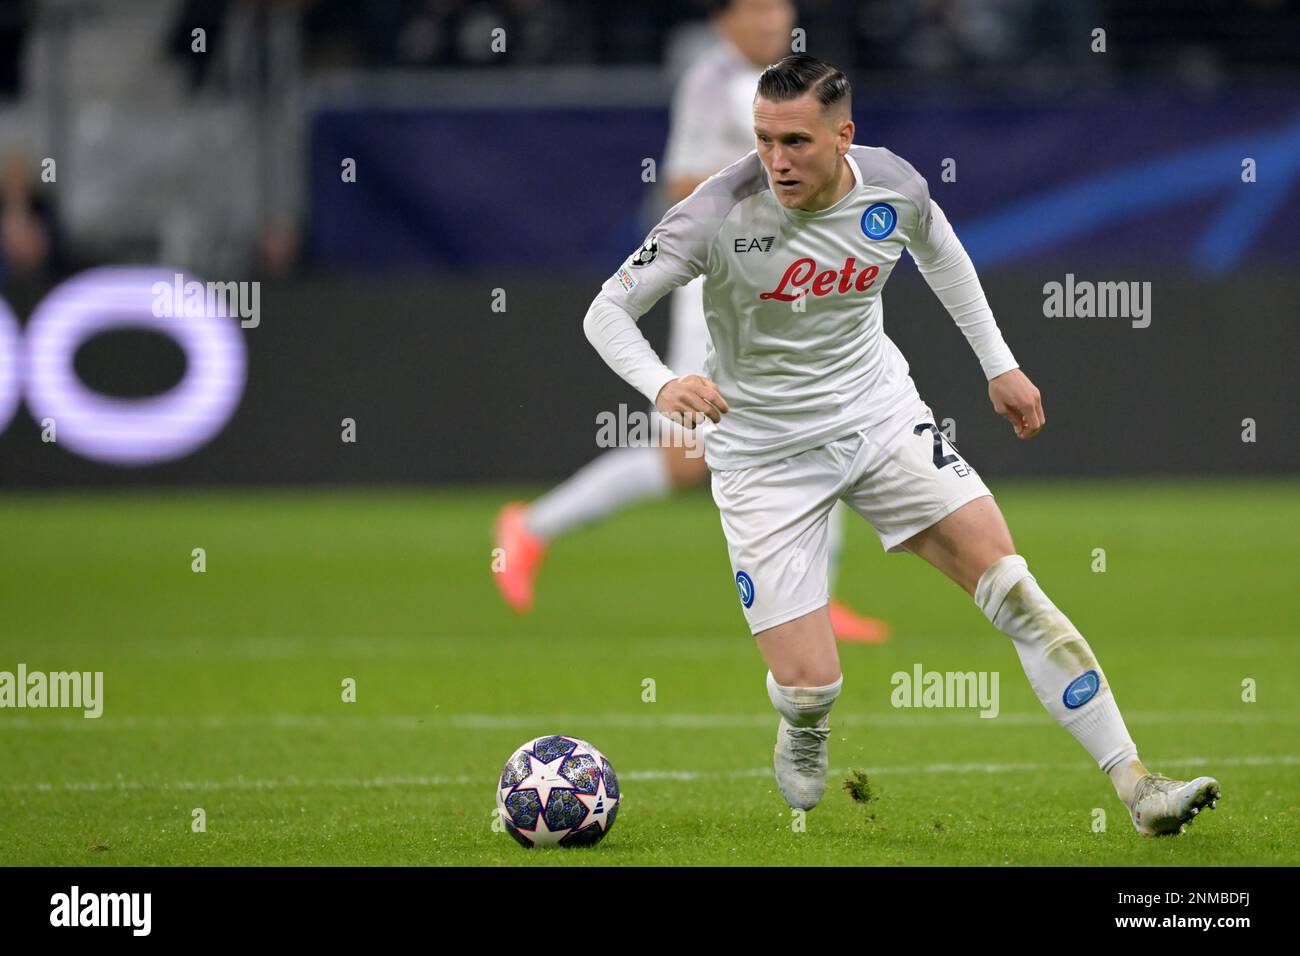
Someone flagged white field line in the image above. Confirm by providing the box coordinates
[2,754,1297,796]
[0,710,1295,732]
[15,635,1292,660]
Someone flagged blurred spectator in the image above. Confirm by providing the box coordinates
[0,149,58,289]
[148,0,1298,75]
[256,216,300,276]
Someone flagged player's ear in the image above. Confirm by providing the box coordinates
[828,105,853,153]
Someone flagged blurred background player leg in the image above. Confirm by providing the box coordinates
[494,275,888,642]
[490,280,704,615]
[825,498,888,642]
[493,448,672,614]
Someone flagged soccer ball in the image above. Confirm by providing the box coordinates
[496,735,620,848]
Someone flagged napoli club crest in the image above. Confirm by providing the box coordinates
[860,202,897,240]
[1062,670,1100,709]
[735,570,755,608]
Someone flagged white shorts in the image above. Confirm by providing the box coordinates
[710,398,993,634]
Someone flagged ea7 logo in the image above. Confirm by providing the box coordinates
[734,236,776,253]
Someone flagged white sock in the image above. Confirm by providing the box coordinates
[766,671,842,727]
[974,555,1142,796]
[827,500,846,595]
[1107,754,1150,806]
[525,445,671,542]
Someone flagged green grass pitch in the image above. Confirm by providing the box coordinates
[1,481,1297,866]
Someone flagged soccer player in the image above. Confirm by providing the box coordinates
[583,54,1220,836]
[493,0,888,643]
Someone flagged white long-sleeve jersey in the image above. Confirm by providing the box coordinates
[586,144,1018,471]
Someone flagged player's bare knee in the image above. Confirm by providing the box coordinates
[957,500,1016,593]
[760,650,841,689]
[771,662,842,688]
[769,664,842,693]
[755,606,840,682]
[967,541,1017,595]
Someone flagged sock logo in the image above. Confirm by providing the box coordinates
[735,571,755,608]
[1063,670,1100,709]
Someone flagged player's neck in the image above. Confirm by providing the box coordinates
[798,154,854,213]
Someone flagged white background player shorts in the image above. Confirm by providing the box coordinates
[711,398,993,634]
[648,277,712,449]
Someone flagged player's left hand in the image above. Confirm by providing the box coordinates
[989,368,1044,439]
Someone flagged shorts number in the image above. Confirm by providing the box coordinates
[913,422,960,470]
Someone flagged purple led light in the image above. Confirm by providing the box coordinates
[22,267,248,466]
[0,297,19,433]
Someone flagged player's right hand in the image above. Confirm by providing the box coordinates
[989,368,1045,439]
[655,374,729,430]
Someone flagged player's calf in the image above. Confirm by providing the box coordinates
[975,557,1140,790]
[974,554,1225,835]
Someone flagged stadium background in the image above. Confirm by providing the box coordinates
[1,0,1298,869]
[0,0,1296,484]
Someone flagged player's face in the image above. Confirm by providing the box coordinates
[720,0,796,66]
[753,93,853,210]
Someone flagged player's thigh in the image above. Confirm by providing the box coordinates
[711,450,839,638]
[901,496,1015,595]
[660,437,709,489]
[755,603,840,687]
[843,404,1006,590]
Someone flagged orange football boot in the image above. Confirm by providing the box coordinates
[829,600,891,643]
[492,502,548,613]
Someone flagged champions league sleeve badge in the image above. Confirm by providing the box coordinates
[630,235,659,267]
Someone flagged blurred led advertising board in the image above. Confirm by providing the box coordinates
[0,267,247,466]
